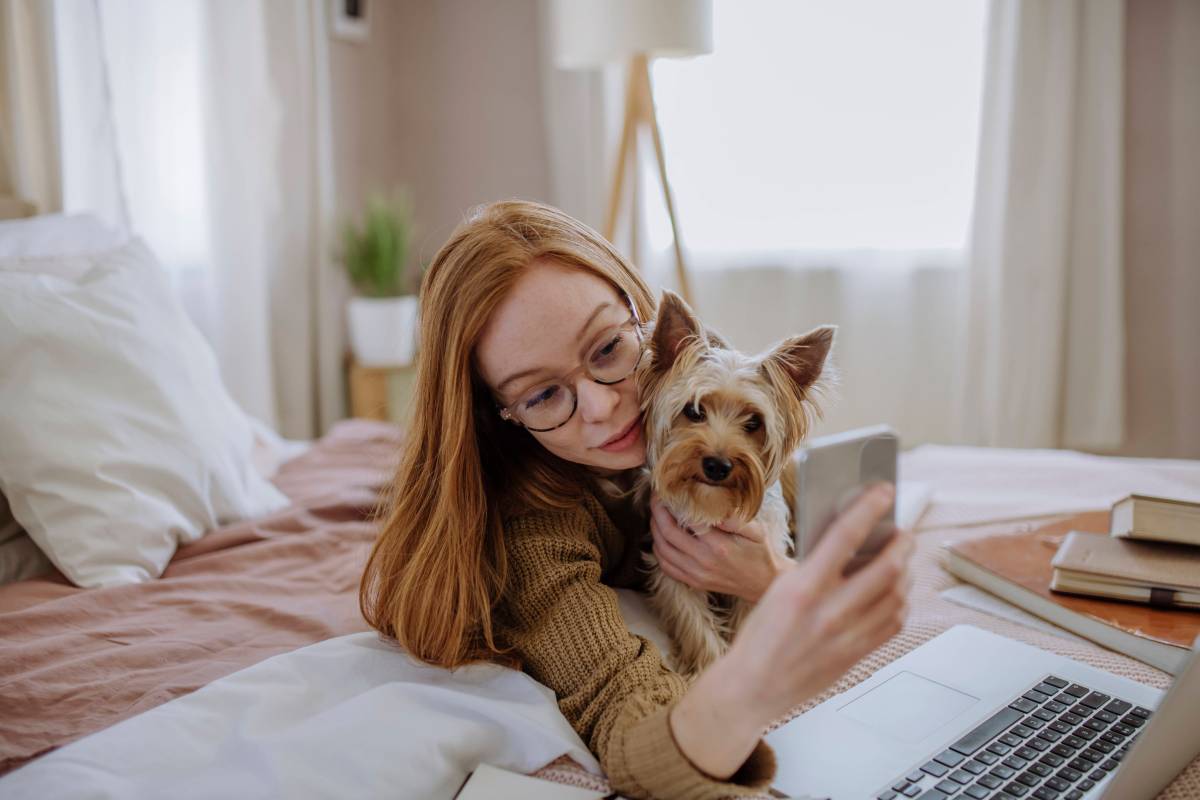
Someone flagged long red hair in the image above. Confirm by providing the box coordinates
[359,200,655,669]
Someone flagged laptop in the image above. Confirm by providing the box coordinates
[765,625,1200,799]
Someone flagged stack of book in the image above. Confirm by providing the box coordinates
[1052,495,1200,610]
[943,495,1200,675]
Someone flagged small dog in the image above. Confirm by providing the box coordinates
[636,291,834,678]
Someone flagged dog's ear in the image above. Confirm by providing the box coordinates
[651,290,703,370]
[760,325,835,397]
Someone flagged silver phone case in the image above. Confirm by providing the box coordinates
[792,424,899,568]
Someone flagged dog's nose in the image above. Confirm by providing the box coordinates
[701,456,733,482]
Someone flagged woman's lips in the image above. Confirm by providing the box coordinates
[599,418,641,452]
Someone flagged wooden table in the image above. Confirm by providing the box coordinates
[346,358,418,425]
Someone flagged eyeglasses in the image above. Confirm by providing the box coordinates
[496,307,645,433]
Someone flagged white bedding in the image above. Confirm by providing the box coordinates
[903,444,1200,530]
[0,223,290,588]
[0,631,603,800]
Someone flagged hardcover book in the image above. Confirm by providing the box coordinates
[1110,494,1200,546]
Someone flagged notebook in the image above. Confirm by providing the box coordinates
[1051,531,1200,609]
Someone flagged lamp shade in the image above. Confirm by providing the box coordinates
[549,0,713,69]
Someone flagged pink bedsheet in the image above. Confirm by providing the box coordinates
[0,420,402,775]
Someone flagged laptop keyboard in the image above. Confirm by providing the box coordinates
[876,674,1152,800]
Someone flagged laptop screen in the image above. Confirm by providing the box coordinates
[1099,637,1200,798]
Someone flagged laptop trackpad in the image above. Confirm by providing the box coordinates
[838,671,979,744]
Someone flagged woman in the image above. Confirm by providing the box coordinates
[360,200,913,800]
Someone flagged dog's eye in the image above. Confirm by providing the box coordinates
[682,403,706,422]
[744,414,762,433]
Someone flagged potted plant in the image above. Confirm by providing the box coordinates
[340,190,420,367]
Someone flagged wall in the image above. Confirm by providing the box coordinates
[328,0,552,274]
[1121,0,1200,459]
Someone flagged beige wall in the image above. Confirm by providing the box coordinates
[1121,0,1200,459]
[328,0,551,277]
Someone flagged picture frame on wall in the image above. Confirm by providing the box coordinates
[330,0,368,42]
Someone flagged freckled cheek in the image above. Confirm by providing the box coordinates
[619,380,640,410]
[531,425,588,461]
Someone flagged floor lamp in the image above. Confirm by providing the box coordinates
[550,0,713,307]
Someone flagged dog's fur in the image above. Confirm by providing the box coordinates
[635,291,834,678]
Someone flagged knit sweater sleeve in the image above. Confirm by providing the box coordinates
[494,501,777,800]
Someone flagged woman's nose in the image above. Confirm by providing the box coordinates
[575,378,620,424]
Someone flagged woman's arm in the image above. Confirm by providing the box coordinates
[495,497,775,800]
[669,653,775,779]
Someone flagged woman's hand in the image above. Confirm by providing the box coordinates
[669,482,915,778]
[726,482,913,722]
[649,493,786,602]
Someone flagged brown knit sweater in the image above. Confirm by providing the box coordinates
[494,487,778,800]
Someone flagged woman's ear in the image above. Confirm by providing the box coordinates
[651,290,703,371]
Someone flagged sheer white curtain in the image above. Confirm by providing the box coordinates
[541,0,986,447]
[961,0,1125,450]
[48,0,344,438]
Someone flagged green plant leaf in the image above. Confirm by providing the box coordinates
[338,189,415,298]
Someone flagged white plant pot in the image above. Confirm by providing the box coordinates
[347,296,419,367]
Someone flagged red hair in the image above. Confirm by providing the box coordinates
[359,200,654,668]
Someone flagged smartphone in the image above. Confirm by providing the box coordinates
[791,424,899,573]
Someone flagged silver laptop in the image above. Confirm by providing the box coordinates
[765,625,1200,799]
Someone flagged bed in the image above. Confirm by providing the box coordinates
[2,218,1198,799]
[2,431,1199,798]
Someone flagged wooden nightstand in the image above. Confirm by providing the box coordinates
[347,359,418,424]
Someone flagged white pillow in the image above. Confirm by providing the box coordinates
[0,239,289,587]
[0,213,128,259]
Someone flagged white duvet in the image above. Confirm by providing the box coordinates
[0,631,603,800]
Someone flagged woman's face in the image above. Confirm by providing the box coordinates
[476,258,646,472]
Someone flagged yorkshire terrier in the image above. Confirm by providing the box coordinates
[636,291,834,678]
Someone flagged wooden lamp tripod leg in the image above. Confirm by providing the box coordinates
[636,55,694,306]
[603,57,641,244]
[604,53,695,308]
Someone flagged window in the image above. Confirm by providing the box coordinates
[643,0,987,259]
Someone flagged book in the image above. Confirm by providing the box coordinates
[1110,494,1200,546]
[453,763,612,799]
[1051,531,1200,609]
[942,511,1200,675]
